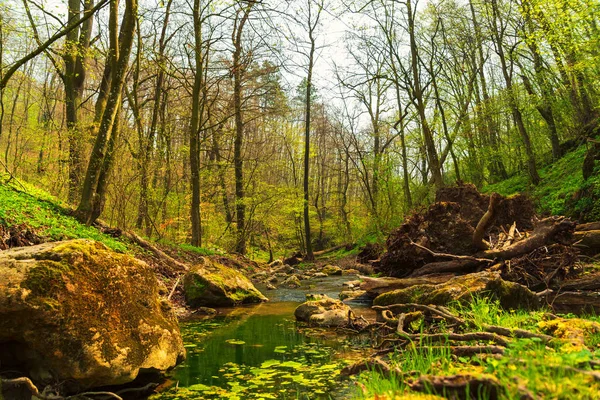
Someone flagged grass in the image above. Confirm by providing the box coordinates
[484,144,600,219]
[0,179,127,252]
[353,298,600,399]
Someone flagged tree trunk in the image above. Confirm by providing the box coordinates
[76,0,137,224]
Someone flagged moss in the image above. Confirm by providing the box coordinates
[539,317,600,353]
[183,258,267,307]
[1,239,184,385]
[373,272,539,310]
[21,260,71,298]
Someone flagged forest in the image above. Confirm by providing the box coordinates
[0,0,596,258]
[1,0,600,399]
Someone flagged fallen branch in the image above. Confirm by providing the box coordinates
[408,259,481,277]
[481,324,554,343]
[121,231,188,271]
[473,193,501,250]
[477,217,576,260]
[410,241,492,263]
[398,332,510,347]
[373,304,466,326]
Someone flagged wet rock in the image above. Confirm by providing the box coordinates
[266,283,277,290]
[184,257,268,307]
[373,271,539,310]
[340,290,369,303]
[343,268,360,275]
[0,240,185,391]
[268,259,283,269]
[267,275,278,283]
[322,265,342,276]
[192,307,217,316]
[281,275,301,288]
[312,272,328,278]
[294,294,352,327]
[343,280,361,289]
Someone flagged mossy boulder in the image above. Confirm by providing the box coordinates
[373,271,539,310]
[0,239,185,391]
[183,257,267,307]
[322,265,342,276]
[295,294,352,327]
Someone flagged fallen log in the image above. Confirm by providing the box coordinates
[543,290,600,314]
[477,217,576,260]
[121,230,188,271]
[573,230,600,255]
[359,275,452,298]
[408,259,482,277]
[575,222,600,232]
[554,272,600,291]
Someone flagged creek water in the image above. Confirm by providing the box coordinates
[155,275,375,399]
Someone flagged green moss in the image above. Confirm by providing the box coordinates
[21,260,71,298]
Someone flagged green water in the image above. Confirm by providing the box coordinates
[154,277,373,399]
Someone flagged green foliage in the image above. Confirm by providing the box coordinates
[484,144,600,219]
[0,181,126,252]
[355,298,600,399]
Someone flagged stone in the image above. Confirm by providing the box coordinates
[312,272,328,278]
[266,283,276,290]
[184,257,268,307]
[339,290,370,303]
[294,294,352,327]
[281,275,301,288]
[192,307,217,316]
[268,259,283,269]
[322,265,342,276]
[0,240,185,391]
[373,271,539,310]
[343,269,360,275]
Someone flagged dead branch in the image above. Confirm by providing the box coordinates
[408,259,481,277]
[398,332,510,347]
[340,357,402,377]
[481,324,553,343]
[121,231,188,271]
[373,303,466,326]
[477,217,576,260]
[410,241,492,263]
[473,193,501,250]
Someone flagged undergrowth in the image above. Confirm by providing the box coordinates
[0,179,127,252]
[353,298,600,399]
[484,144,600,221]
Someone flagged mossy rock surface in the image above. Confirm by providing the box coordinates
[321,265,342,276]
[373,271,539,310]
[0,239,185,391]
[183,257,267,307]
[295,294,352,327]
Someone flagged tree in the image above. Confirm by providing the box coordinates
[76,0,138,224]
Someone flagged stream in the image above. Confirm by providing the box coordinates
[152,276,375,400]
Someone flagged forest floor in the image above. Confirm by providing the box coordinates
[2,142,600,399]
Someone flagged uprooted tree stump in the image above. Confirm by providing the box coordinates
[372,183,600,314]
[378,183,538,278]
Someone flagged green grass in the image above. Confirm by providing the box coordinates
[353,298,600,399]
[484,144,600,220]
[0,180,127,252]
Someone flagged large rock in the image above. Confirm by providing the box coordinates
[0,240,185,391]
[373,271,539,310]
[184,257,267,307]
[294,294,352,327]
